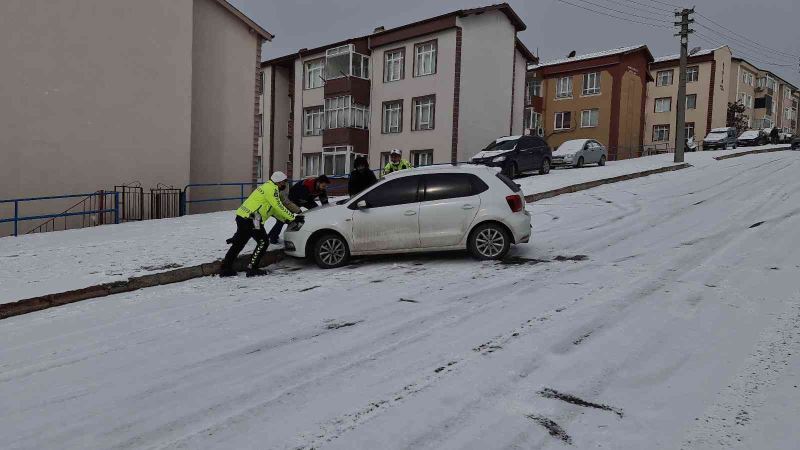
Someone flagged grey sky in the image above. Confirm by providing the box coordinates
[230,0,799,85]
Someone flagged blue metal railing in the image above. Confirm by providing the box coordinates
[0,192,119,237]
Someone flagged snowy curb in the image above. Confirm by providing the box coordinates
[713,146,791,160]
[0,250,283,320]
[525,163,692,202]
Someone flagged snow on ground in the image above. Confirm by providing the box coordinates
[1,145,786,304]
[2,150,799,449]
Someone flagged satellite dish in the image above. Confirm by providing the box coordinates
[568,50,577,58]
[689,47,701,55]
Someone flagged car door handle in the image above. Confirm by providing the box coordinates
[404,210,417,216]
[462,204,475,210]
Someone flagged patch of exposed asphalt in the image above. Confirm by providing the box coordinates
[399,298,419,303]
[325,320,363,330]
[299,285,321,292]
[572,331,593,346]
[526,414,573,444]
[554,255,589,262]
[501,255,588,266]
[693,200,705,206]
[539,388,624,418]
[749,221,765,228]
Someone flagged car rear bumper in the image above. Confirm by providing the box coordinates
[507,209,532,244]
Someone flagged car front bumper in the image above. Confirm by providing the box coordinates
[551,156,574,166]
[283,228,312,258]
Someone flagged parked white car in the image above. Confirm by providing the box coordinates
[551,139,608,168]
[283,165,532,268]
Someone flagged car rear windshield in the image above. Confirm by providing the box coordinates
[495,173,521,193]
[483,139,518,152]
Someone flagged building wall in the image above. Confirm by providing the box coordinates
[189,0,260,213]
[710,47,732,131]
[267,66,293,176]
[0,0,194,218]
[457,11,518,160]
[293,52,327,177]
[511,48,529,136]
[369,29,457,166]
[617,69,644,159]
[730,60,759,129]
[542,71,614,150]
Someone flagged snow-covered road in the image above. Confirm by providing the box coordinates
[2,150,800,449]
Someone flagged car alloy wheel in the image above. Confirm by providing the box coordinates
[469,223,511,260]
[599,155,607,166]
[576,156,584,168]
[539,158,551,175]
[314,233,349,269]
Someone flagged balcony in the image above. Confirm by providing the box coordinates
[323,128,369,154]
[325,77,370,105]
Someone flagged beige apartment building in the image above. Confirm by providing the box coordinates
[1,0,270,231]
[526,45,654,160]
[260,3,536,179]
[644,46,733,151]
[731,57,798,133]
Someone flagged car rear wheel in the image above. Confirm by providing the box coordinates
[539,158,551,175]
[598,155,607,166]
[575,156,584,168]
[312,233,350,269]
[469,223,511,260]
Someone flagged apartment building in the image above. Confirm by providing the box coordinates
[260,3,536,179]
[1,0,270,221]
[644,46,733,151]
[525,45,654,160]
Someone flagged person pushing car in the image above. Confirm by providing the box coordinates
[268,175,330,244]
[383,148,411,176]
[220,171,301,277]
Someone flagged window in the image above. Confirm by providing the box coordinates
[360,175,421,208]
[656,70,674,86]
[655,97,672,113]
[414,41,437,76]
[422,173,487,202]
[305,59,325,89]
[325,96,369,129]
[686,66,699,83]
[255,155,263,180]
[742,71,754,86]
[412,95,435,130]
[257,114,263,137]
[303,153,321,177]
[325,44,369,80]
[556,76,573,98]
[554,111,572,130]
[653,124,670,142]
[580,109,599,128]
[582,72,601,95]
[785,87,793,101]
[384,48,404,82]
[303,106,324,136]
[685,122,695,139]
[524,108,542,133]
[380,152,391,169]
[785,107,792,120]
[686,94,697,110]
[322,146,354,176]
[747,94,753,108]
[526,79,542,104]
[382,100,402,133]
[411,150,433,167]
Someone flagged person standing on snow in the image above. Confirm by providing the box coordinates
[220,171,301,277]
[348,155,377,196]
[268,175,330,244]
[382,148,411,176]
[770,127,780,145]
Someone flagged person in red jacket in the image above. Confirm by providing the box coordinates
[268,175,330,244]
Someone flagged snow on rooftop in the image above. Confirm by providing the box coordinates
[653,46,725,63]
[529,45,646,70]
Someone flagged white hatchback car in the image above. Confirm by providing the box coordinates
[283,165,532,268]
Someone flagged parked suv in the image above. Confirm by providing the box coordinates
[283,165,532,268]
[471,135,552,178]
[737,129,768,147]
[703,127,738,150]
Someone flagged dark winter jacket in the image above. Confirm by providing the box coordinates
[289,178,329,208]
[770,128,780,143]
[348,168,377,196]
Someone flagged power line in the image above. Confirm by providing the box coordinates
[694,22,797,63]
[695,12,800,59]
[566,0,673,24]
[554,0,673,29]
[605,0,675,14]
[638,0,689,9]
[693,31,797,68]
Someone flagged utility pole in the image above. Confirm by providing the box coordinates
[674,7,694,163]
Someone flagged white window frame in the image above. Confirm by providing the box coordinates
[382,101,402,133]
[655,97,672,113]
[686,94,697,110]
[580,109,599,128]
[325,44,369,80]
[556,76,573,99]
[686,66,699,83]
[303,106,324,136]
[324,96,369,129]
[524,107,541,133]
[526,79,542,104]
[304,59,325,89]
[656,70,674,86]
[302,153,321,177]
[384,49,404,82]
[413,96,435,131]
[684,122,695,139]
[411,150,433,167]
[554,111,571,130]
[653,124,670,142]
[414,41,437,77]
[582,72,601,96]
[321,145,354,176]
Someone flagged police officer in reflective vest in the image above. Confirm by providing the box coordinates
[220,171,301,277]
[383,148,412,176]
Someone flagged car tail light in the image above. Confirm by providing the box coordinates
[506,194,524,212]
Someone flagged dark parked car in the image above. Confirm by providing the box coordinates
[792,136,800,150]
[737,130,768,147]
[703,127,738,150]
[471,135,552,178]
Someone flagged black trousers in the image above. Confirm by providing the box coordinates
[222,216,269,270]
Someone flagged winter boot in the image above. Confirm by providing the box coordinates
[219,266,237,277]
[246,267,269,277]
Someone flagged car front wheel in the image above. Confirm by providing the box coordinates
[598,155,607,166]
[312,233,350,269]
[539,158,551,175]
[575,156,584,168]
[469,223,511,260]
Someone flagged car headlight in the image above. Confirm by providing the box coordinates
[563,153,574,160]
[492,155,506,163]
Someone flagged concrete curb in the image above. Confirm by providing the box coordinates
[525,163,692,203]
[713,146,790,160]
[0,250,283,320]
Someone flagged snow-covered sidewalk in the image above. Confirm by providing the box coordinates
[0,144,789,304]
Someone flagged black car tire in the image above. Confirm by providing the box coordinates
[539,158,551,175]
[598,155,607,166]
[312,233,350,269]
[468,223,511,260]
[576,156,584,168]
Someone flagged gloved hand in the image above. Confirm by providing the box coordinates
[293,214,305,224]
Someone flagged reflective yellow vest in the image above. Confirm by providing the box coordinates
[383,159,412,175]
[236,181,296,223]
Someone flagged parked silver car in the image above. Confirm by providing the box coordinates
[551,139,608,168]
